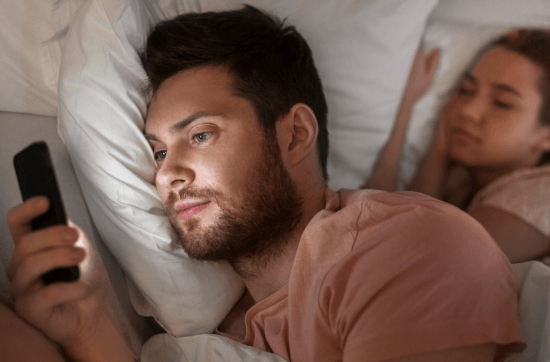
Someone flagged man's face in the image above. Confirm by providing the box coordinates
[144,66,303,265]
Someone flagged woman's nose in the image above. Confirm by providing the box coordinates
[155,152,195,189]
[458,95,484,123]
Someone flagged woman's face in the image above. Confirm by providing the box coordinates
[441,46,550,170]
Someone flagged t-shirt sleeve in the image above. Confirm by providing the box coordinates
[310,194,525,362]
[468,168,550,237]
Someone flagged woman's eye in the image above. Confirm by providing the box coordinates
[457,86,475,96]
[494,100,513,110]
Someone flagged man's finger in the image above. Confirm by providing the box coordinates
[6,225,77,283]
[9,246,85,301]
[14,281,90,329]
[6,197,50,243]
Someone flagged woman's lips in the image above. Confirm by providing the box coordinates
[176,202,211,220]
[452,128,481,143]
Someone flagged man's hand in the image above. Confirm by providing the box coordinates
[6,196,135,361]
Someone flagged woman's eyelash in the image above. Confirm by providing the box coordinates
[456,87,513,110]
[457,86,474,95]
[494,100,513,109]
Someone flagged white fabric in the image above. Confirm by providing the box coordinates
[429,0,550,26]
[510,262,550,362]
[141,334,286,362]
[51,0,440,338]
[0,1,59,115]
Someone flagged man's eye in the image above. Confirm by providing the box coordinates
[193,132,211,143]
[154,150,167,161]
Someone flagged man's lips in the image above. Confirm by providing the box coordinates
[176,201,211,220]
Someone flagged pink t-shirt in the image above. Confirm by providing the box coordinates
[467,166,550,238]
[222,189,525,361]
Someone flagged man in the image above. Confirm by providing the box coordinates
[5,6,524,362]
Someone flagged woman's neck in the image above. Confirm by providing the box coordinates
[469,165,517,191]
[467,150,545,193]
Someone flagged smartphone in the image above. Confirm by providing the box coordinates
[13,141,80,285]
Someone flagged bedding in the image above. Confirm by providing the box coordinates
[0,0,549,361]
[0,1,59,116]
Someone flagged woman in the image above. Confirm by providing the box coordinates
[365,29,550,263]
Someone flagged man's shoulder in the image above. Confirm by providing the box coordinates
[332,188,506,278]
[307,188,508,294]
[339,188,470,230]
[317,188,487,256]
[339,188,456,210]
[318,189,515,318]
[292,191,522,362]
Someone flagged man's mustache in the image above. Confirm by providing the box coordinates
[165,187,222,208]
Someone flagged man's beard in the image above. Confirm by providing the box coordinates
[164,135,304,278]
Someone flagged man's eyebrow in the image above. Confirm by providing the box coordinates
[463,72,522,98]
[144,112,220,141]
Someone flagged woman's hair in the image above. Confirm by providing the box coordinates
[140,5,329,180]
[470,29,550,165]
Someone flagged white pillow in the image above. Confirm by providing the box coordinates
[430,0,550,26]
[510,262,550,362]
[53,0,439,337]
[0,0,61,115]
[398,1,550,187]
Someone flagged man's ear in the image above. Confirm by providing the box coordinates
[279,103,319,167]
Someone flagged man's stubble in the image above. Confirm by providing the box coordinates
[164,134,304,278]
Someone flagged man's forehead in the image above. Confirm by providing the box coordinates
[144,67,257,131]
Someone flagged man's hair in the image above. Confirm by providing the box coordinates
[141,5,329,179]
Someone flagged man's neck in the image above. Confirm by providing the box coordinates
[218,235,301,339]
[239,241,300,303]
[235,183,327,303]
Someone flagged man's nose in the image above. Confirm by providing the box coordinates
[155,152,195,189]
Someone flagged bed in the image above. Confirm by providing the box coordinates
[0,0,549,360]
